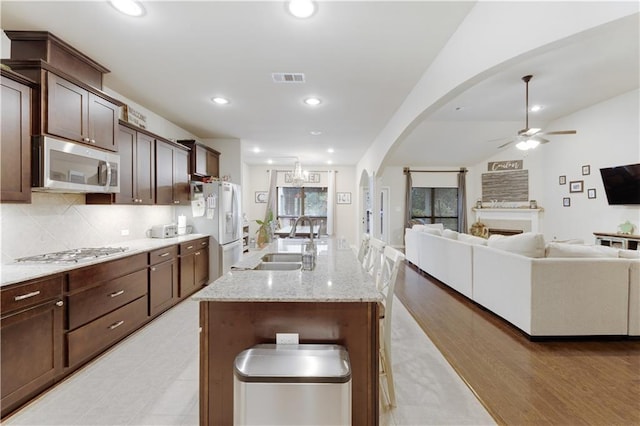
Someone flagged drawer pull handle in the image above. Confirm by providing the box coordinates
[110,290,125,298]
[151,267,156,272]
[201,241,207,246]
[14,291,41,301]
[55,300,64,307]
[195,251,201,256]
[159,252,170,257]
[187,245,194,250]
[109,320,125,330]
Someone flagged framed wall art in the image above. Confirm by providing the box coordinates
[588,188,596,199]
[255,191,267,203]
[563,197,571,207]
[569,180,584,193]
[582,165,591,176]
[559,175,566,185]
[337,192,351,204]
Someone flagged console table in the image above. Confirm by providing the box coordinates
[594,232,640,250]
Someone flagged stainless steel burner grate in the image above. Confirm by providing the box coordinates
[15,247,128,264]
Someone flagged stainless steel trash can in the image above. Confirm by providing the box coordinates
[233,344,351,425]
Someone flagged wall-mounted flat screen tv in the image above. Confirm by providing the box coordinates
[599,163,640,205]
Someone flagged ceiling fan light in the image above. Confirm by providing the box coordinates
[516,141,530,151]
[527,139,540,149]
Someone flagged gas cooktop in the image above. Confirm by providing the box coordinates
[15,247,129,264]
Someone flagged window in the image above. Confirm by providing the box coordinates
[411,187,458,231]
[277,187,327,223]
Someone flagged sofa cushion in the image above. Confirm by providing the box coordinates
[487,232,545,258]
[442,229,459,240]
[458,233,487,245]
[545,242,619,258]
[412,224,426,231]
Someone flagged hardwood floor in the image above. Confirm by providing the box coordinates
[395,262,640,425]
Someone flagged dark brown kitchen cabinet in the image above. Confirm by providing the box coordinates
[149,245,179,316]
[179,237,210,299]
[88,125,155,205]
[46,72,118,151]
[177,139,220,178]
[1,71,33,203]
[66,253,148,369]
[0,275,64,418]
[155,139,190,205]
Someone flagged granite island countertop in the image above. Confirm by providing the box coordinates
[1,234,210,287]
[192,237,381,303]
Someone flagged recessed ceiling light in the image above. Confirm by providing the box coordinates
[267,159,273,164]
[530,105,543,112]
[253,147,261,153]
[327,148,334,153]
[288,0,316,18]
[211,97,229,105]
[304,97,321,106]
[310,131,322,136]
[109,0,145,17]
[327,160,333,165]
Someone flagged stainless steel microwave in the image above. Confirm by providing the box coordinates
[32,136,120,193]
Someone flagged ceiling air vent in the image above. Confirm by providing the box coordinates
[272,72,305,83]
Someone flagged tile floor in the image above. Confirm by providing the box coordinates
[3,297,494,426]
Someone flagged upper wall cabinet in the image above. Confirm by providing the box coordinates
[155,139,190,205]
[46,72,118,151]
[2,31,121,152]
[177,140,220,179]
[1,70,35,203]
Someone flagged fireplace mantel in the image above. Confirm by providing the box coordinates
[472,208,544,233]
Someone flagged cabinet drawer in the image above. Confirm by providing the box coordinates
[149,245,178,265]
[180,237,209,255]
[68,253,147,292]
[1,275,63,315]
[67,269,148,330]
[66,296,148,367]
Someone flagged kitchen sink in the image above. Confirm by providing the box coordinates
[261,253,303,263]
[254,262,302,271]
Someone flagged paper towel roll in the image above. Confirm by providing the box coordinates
[177,215,187,235]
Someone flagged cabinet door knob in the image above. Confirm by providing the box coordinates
[151,267,156,271]
[174,200,180,204]
[55,300,64,307]
[90,139,96,144]
[82,137,90,142]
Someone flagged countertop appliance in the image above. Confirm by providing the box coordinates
[150,224,178,239]
[31,135,120,193]
[178,181,243,279]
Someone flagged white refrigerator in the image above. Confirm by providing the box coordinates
[179,181,243,280]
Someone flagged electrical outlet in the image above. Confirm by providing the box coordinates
[121,229,129,236]
[276,333,299,345]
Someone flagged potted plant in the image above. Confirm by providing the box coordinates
[255,210,274,248]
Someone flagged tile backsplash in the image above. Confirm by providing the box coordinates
[1,193,174,264]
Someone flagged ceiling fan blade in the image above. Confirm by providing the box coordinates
[497,140,515,149]
[536,137,550,144]
[520,127,541,137]
[540,130,577,135]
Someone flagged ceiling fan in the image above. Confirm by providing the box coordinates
[498,74,576,150]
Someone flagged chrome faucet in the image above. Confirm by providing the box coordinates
[289,215,315,243]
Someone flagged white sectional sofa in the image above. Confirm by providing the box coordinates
[404,226,639,338]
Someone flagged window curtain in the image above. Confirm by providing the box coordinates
[404,167,412,228]
[457,168,468,233]
[326,170,336,235]
[264,170,278,225]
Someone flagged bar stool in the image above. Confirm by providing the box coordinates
[363,238,386,284]
[357,233,370,264]
[377,246,405,408]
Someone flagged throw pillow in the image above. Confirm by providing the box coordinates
[545,242,619,258]
[619,249,640,259]
[442,229,459,240]
[487,232,545,258]
[458,233,488,245]
[412,224,426,231]
[422,227,443,236]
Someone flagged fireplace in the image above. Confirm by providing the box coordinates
[488,228,524,237]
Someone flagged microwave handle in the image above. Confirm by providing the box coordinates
[105,161,112,191]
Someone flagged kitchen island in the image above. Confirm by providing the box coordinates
[193,237,381,425]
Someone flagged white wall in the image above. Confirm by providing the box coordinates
[467,89,640,243]
[243,164,357,244]
[202,138,243,187]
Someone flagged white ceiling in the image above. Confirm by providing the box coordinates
[1,1,638,169]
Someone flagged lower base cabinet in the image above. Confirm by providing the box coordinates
[149,249,179,317]
[66,296,148,367]
[0,276,64,418]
